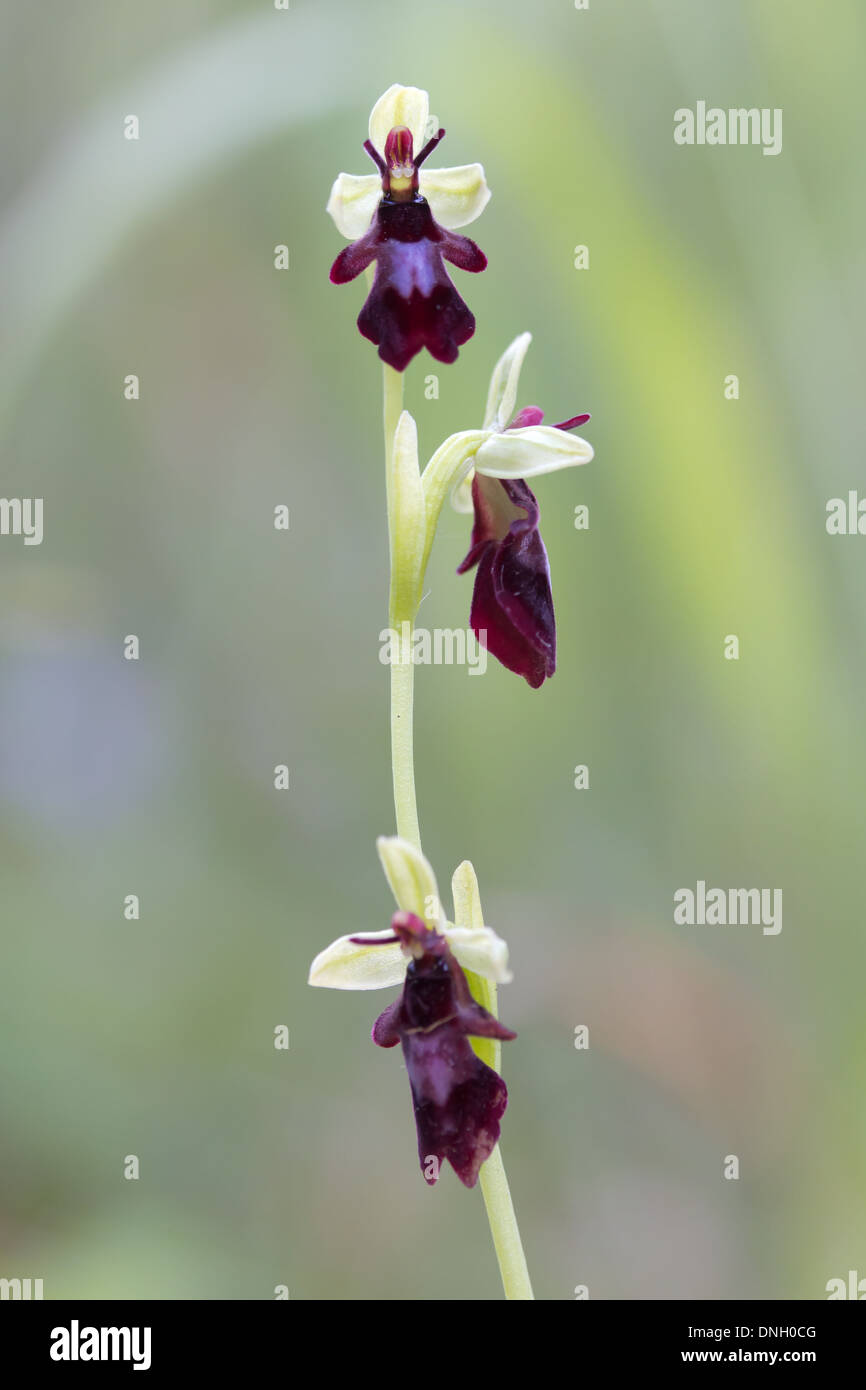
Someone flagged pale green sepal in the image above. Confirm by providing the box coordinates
[325,172,380,240]
[447,926,513,984]
[451,859,511,982]
[475,424,594,478]
[451,859,504,1071]
[308,931,406,990]
[377,835,443,927]
[452,857,484,930]
[419,163,491,230]
[369,84,429,154]
[483,332,532,431]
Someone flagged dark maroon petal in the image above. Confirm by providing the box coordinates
[329,226,379,284]
[439,228,488,273]
[456,536,486,576]
[367,913,515,1187]
[413,127,446,170]
[506,408,591,432]
[362,138,387,178]
[455,996,517,1040]
[371,998,402,1048]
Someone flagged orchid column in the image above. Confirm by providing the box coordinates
[308,84,593,1301]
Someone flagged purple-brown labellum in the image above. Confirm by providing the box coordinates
[352,912,515,1188]
[458,409,591,689]
[330,126,487,373]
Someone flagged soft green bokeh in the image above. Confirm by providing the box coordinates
[1,0,864,1299]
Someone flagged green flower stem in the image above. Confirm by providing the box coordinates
[381,367,533,1300]
[382,363,421,851]
[478,1147,534,1300]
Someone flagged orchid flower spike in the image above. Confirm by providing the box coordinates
[308,837,513,1186]
[327,85,490,372]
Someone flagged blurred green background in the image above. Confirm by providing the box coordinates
[1,0,864,1300]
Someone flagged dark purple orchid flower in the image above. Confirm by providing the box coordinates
[330,126,487,372]
[458,407,591,688]
[352,911,515,1187]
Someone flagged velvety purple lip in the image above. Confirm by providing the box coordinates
[363,912,515,1188]
[457,409,591,688]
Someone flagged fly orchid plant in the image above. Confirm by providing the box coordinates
[310,84,594,1300]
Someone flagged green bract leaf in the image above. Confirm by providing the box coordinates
[388,410,426,625]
